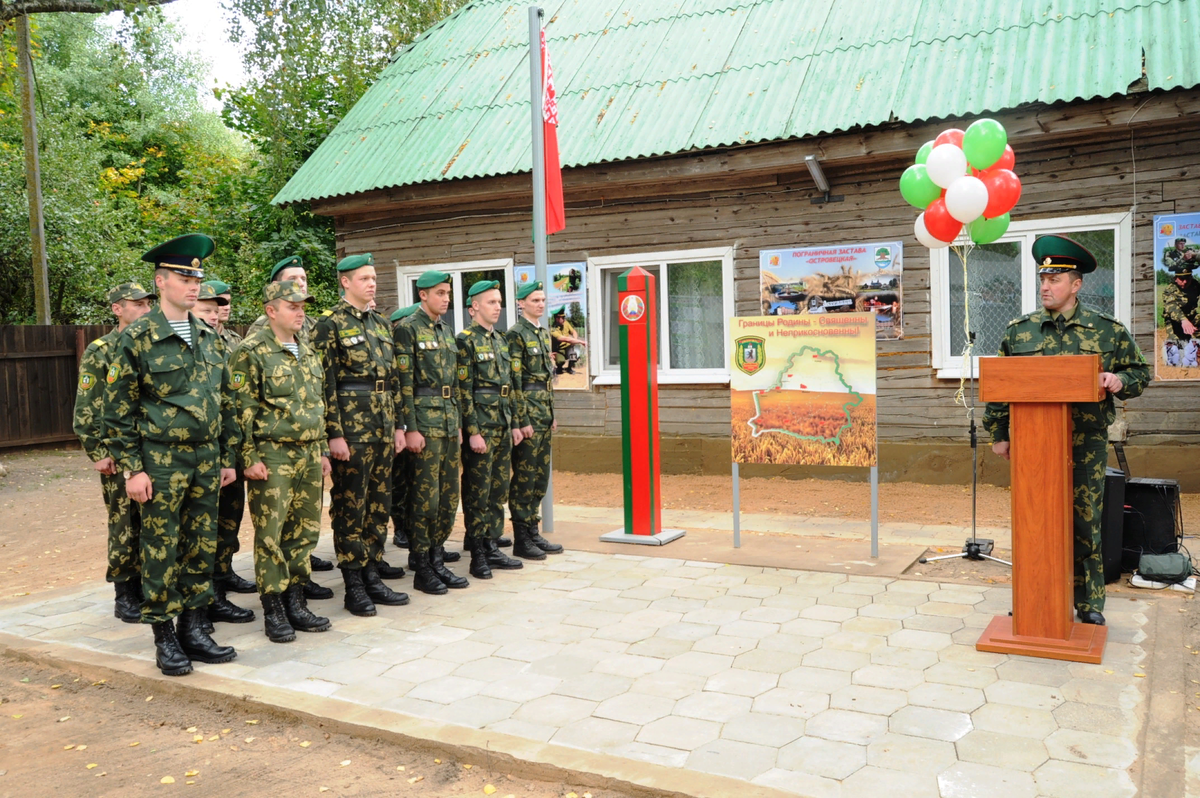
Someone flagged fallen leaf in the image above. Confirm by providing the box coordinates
[193,736,203,743]
[185,770,199,777]
[1105,670,1114,674]
[484,786,497,795]
[58,717,71,723]
[145,696,153,702]
[20,678,29,683]
[463,764,472,769]
[98,772,107,777]
[186,727,198,733]
[340,760,351,767]
[64,745,75,750]
[86,764,98,770]
[51,684,62,689]
[245,720,258,725]
[161,776,175,784]
[408,776,424,784]
[244,737,256,744]
[77,745,87,751]
[434,758,442,764]
[130,742,140,747]
[10,715,22,720]
[186,782,194,786]
[208,735,219,742]
[222,729,231,734]
[320,789,329,794]
[566,793,577,798]
[1135,673,1146,678]
[299,741,311,748]
[91,680,106,686]
[396,766,405,772]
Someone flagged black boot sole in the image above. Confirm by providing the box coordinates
[310,557,334,572]
[266,630,297,643]
[513,549,546,561]
[376,566,406,580]
[469,567,493,579]
[391,536,410,548]
[115,606,142,624]
[344,603,377,617]
[414,578,448,596]
[180,648,237,664]
[365,591,410,606]
[303,585,335,600]
[157,660,193,676]
[209,610,257,624]
[291,620,332,633]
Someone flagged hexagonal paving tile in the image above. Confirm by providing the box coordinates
[777,735,866,779]
[806,708,889,745]
[955,730,1049,771]
[866,732,957,773]
[889,705,973,742]
[830,684,908,716]
[593,692,676,725]
[752,687,830,719]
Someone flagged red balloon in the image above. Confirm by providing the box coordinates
[981,168,1022,218]
[994,145,1015,171]
[934,128,965,149]
[924,198,963,242]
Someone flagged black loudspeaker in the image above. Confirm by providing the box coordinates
[1121,477,1181,572]
[1101,468,1125,583]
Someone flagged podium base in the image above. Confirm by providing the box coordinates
[976,615,1107,664]
[599,528,686,546]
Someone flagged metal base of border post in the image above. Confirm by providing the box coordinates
[599,528,686,546]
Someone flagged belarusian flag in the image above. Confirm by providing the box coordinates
[541,29,565,235]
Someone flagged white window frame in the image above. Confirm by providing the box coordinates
[394,258,516,334]
[930,211,1133,380]
[587,246,734,386]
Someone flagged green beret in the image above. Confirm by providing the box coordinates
[467,279,500,299]
[516,280,544,300]
[390,303,420,322]
[142,233,215,279]
[263,280,314,304]
[415,270,451,289]
[1033,235,1096,275]
[107,281,157,304]
[336,253,374,272]
[203,279,232,295]
[196,283,229,305]
[551,306,566,316]
[270,255,304,280]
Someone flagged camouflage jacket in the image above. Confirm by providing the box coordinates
[218,325,243,352]
[311,299,399,443]
[247,313,316,345]
[395,308,459,437]
[982,304,1150,443]
[1161,277,1200,331]
[103,307,238,473]
[230,327,327,466]
[507,317,554,430]
[73,327,122,462]
[1163,247,1199,272]
[457,321,521,435]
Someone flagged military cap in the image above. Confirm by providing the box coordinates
[203,279,232,296]
[467,279,500,299]
[415,269,451,289]
[551,306,566,316]
[107,281,156,305]
[336,253,374,272]
[1032,234,1096,275]
[390,303,420,322]
[516,280,544,300]
[196,283,229,306]
[263,279,314,304]
[1176,238,1189,245]
[142,233,214,278]
[270,255,304,280]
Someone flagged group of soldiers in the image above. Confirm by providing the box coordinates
[73,234,563,676]
[1161,237,1200,367]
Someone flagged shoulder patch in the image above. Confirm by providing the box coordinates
[457,365,468,380]
[1096,311,1120,324]
[1007,314,1031,327]
[92,338,106,348]
[321,309,334,317]
[79,373,94,390]
[106,364,121,384]
[231,371,247,389]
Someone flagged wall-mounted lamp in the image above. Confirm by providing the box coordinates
[805,155,844,205]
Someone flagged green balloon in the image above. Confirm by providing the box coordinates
[915,140,934,165]
[899,164,941,209]
[970,213,1011,245]
[963,118,1008,170]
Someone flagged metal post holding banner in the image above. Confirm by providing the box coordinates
[600,267,684,546]
[870,465,879,559]
[732,461,741,549]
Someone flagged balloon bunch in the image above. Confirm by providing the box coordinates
[900,119,1021,248]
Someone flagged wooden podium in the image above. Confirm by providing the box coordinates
[976,354,1108,664]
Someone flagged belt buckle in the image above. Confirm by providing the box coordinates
[500,385,510,398]
[441,386,452,399]
[375,379,385,393]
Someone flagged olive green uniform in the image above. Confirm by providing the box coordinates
[507,317,554,526]
[103,307,238,624]
[983,304,1150,613]
[214,324,246,580]
[230,328,327,594]
[1162,246,1198,274]
[1161,277,1200,341]
[312,300,399,570]
[457,322,522,544]
[390,317,415,543]
[247,313,317,345]
[395,308,460,554]
[74,328,141,584]
[552,317,579,370]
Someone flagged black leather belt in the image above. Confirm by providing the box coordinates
[522,381,548,391]
[474,385,511,397]
[415,386,453,398]
[338,379,388,392]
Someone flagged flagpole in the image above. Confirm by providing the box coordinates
[528,5,555,533]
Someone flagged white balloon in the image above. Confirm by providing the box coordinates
[926,143,968,189]
[915,213,950,249]
[944,175,990,223]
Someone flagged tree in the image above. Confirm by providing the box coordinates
[1,0,179,23]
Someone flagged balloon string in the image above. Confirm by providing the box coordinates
[954,238,975,420]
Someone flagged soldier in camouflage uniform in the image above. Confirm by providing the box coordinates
[984,235,1149,627]
[389,303,420,550]
[396,270,469,595]
[231,280,334,643]
[1160,250,1200,342]
[74,281,156,623]
[103,234,241,676]
[507,280,564,559]
[457,280,525,579]
[312,253,409,617]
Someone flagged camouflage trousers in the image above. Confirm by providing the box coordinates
[409,436,460,554]
[391,448,415,538]
[247,442,322,594]
[215,476,245,577]
[462,430,512,542]
[509,428,551,525]
[138,440,219,624]
[100,471,141,583]
[329,441,391,570]
[1072,434,1108,613]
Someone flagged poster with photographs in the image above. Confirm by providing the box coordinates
[514,262,589,390]
[1154,213,1200,381]
[759,242,903,340]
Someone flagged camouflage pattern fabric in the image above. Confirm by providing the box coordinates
[391,448,415,537]
[1162,246,1198,273]
[507,317,555,525]
[1161,277,1200,341]
[1072,436,1108,613]
[247,442,322,593]
[510,429,551,526]
[409,436,460,553]
[461,432,512,542]
[219,325,243,351]
[215,479,245,578]
[551,318,579,369]
[246,313,316,345]
[101,471,142,583]
[329,443,392,568]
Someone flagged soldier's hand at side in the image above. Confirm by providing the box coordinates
[220,468,237,488]
[470,433,487,454]
[1099,372,1124,394]
[551,420,557,432]
[992,441,1010,461]
[1183,318,1196,336]
[511,428,524,447]
[127,472,153,503]
[244,462,269,480]
[94,457,116,475]
[520,425,534,440]
[320,456,331,478]
[406,430,426,453]
[329,437,351,461]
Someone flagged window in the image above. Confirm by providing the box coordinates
[588,247,734,384]
[930,212,1132,379]
[396,259,515,334]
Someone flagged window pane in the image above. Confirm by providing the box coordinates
[950,242,1022,358]
[667,260,724,369]
[1070,229,1116,315]
[604,266,661,368]
[463,269,510,332]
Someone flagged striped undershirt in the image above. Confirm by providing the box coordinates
[168,319,192,347]
[282,342,299,358]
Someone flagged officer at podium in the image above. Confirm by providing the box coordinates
[983,235,1149,627]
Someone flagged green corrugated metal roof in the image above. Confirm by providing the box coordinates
[275,0,1200,205]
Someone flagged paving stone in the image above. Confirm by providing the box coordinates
[406,675,487,704]
[760,594,819,612]
[755,633,823,656]
[1052,701,1139,737]
[705,595,765,612]
[735,648,811,674]
[752,768,842,798]
[778,666,852,693]
[492,640,564,662]
[1056,678,1130,708]
[485,717,558,743]
[866,731,957,773]
[1044,728,1138,769]
[996,659,1074,688]
[704,668,778,697]
[552,716,640,750]
[479,673,561,703]
[298,644,373,667]
[718,619,781,639]
[777,735,866,779]
[673,691,752,722]
[512,694,598,726]
[889,705,973,742]
[830,684,907,716]
[956,730,1049,771]
[312,658,393,685]
[728,584,780,599]
[806,708,889,745]
[405,625,474,645]
[740,606,800,624]
[885,580,938,594]
[379,657,449,684]
[937,761,1037,798]
[552,672,634,701]
[526,654,601,679]
[686,737,779,780]
[752,688,830,719]
[888,628,955,650]
[721,712,806,747]
[859,603,917,620]
[799,604,859,622]
[869,645,939,670]
[929,589,988,605]
[656,622,720,641]
[593,653,663,677]
[649,596,708,613]
[624,636,693,659]
[970,703,1058,740]
[636,715,721,750]
[824,631,889,654]
[840,764,940,797]
[619,587,674,602]
[680,608,742,626]
[432,695,520,728]
[662,650,735,677]
[452,656,529,682]
[925,661,998,689]
[834,580,888,596]
[607,741,689,768]
[593,692,676,725]
[907,683,985,713]
[939,644,1007,667]
[852,664,925,691]
[817,592,873,609]
[801,648,870,672]
[690,634,759,656]
[902,613,966,633]
[781,617,842,637]
[873,591,932,607]
[592,623,659,644]
[629,670,707,700]
[1032,760,1137,798]
[622,608,683,627]
[984,680,1066,711]
[840,616,904,635]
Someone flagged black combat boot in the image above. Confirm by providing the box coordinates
[528,521,563,554]
[441,546,461,563]
[217,570,256,594]
[498,536,513,548]
[282,584,331,632]
[392,522,409,549]
[468,538,492,580]
[303,580,334,600]
[310,554,334,572]
[510,525,545,561]
[341,568,376,617]
[176,608,237,664]
[412,551,448,596]
[431,546,469,588]
[376,558,406,580]
[114,579,141,624]
[362,562,410,605]
[259,593,295,643]
[152,620,192,676]
[209,582,257,624]
[484,537,525,568]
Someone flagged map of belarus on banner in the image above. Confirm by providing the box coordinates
[730,314,877,467]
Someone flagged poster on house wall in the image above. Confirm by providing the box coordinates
[759,242,903,340]
[1153,213,1200,381]
[730,314,877,467]
[514,262,589,390]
